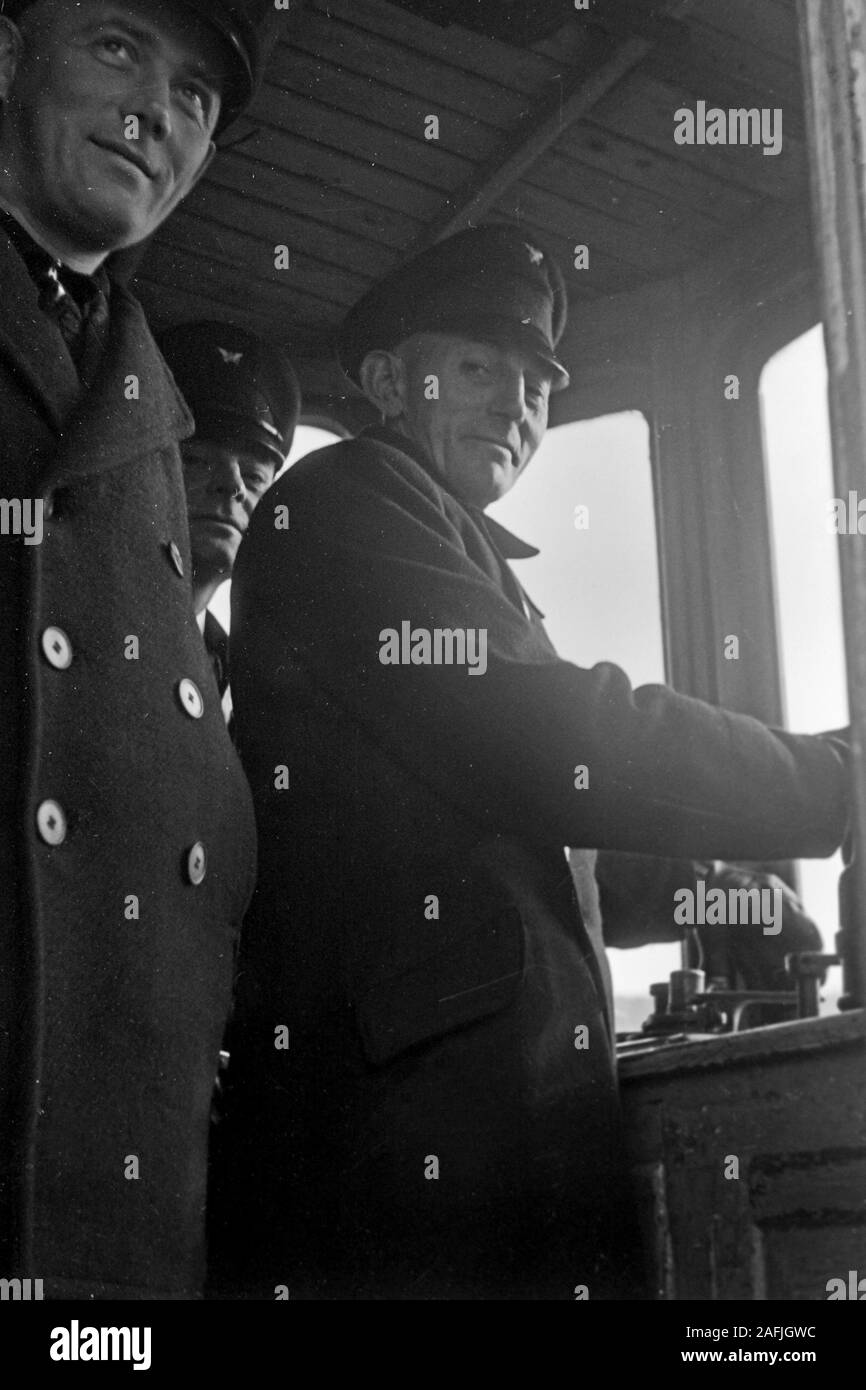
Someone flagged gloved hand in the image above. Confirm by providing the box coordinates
[693,864,823,991]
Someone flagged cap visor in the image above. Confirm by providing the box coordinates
[421,315,571,390]
[190,413,286,465]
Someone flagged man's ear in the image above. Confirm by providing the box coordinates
[0,18,22,102]
[359,350,409,419]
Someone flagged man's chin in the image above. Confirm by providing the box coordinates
[474,459,521,507]
[63,197,161,255]
[191,533,241,576]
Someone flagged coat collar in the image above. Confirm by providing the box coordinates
[0,225,81,431]
[0,224,194,486]
[471,509,539,560]
[45,281,194,488]
[362,425,541,559]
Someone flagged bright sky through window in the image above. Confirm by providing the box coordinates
[760,324,847,1009]
[489,411,676,1023]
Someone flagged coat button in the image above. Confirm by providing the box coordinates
[177,678,204,719]
[186,842,207,886]
[37,800,67,846]
[41,626,73,670]
[43,488,67,521]
[167,540,184,578]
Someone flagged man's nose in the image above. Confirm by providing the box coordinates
[127,73,173,142]
[490,369,528,422]
[210,460,246,499]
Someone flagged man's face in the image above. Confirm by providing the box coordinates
[182,438,277,585]
[0,0,225,254]
[398,334,552,509]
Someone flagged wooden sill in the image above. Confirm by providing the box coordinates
[618,1008,866,1082]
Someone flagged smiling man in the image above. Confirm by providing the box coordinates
[0,1,228,266]
[220,223,850,1301]
[372,330,556,508]
[0,0,278,1300]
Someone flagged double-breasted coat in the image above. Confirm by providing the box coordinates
[0,228,256,1299]
[217,426,847,1301]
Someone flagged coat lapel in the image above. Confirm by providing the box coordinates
[0,228,81,430]
[0,228,193,484]
[469,508,549,626]
[361,424,550,626]
[42,283,194,489]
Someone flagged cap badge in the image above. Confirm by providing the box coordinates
[524,243,544,265]
[217,347,244,365]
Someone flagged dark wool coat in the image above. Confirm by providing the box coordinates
[0,229,256,1299]
[217,426,846,1301]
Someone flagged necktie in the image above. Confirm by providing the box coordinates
[0,213,112,387]
[38,263,111,388]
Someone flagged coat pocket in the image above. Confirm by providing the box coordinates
[353,900,524,1067]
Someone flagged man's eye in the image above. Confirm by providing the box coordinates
[242,470,270,490]
[463,360,491,376]
[177,83,216,123]
[179,84,206,111]
[96,35,135,62]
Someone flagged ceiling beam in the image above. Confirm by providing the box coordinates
[413,0,698,251]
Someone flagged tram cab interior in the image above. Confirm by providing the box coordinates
[134,0,866,1300]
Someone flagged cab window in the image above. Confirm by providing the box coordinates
[488,410,673,1031]
[759,324,847,1010]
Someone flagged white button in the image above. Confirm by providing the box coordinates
[41,626,73,670]
[43,488,67,521]
[187,842,207,886]
[177,678,204,719]
[167,541,184,577]
[37,800,67,846]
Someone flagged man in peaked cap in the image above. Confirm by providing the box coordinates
[159,321,300,710]
[221,224,847,1300]
[339,222,571,389]
[0,0,278,135]
[0,0,280,1299]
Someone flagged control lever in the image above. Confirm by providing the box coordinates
[785,950,840,1017]
[640,952,840,1036]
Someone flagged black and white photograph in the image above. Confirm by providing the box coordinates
[0,0,864,1362]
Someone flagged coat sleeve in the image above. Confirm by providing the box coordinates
[593,850,699,947]
[231,439,848,864]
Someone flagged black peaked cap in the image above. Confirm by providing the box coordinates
[338,223,570,390]
[159,320,301,465]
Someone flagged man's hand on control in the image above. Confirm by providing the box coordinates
[693,865,823,991]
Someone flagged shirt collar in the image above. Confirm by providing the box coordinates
[362,424,540,559]
[0,209,111,308]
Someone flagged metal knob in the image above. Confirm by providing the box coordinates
[669,968,705,1013]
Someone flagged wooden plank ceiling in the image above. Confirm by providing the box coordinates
[136,0,806,389]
